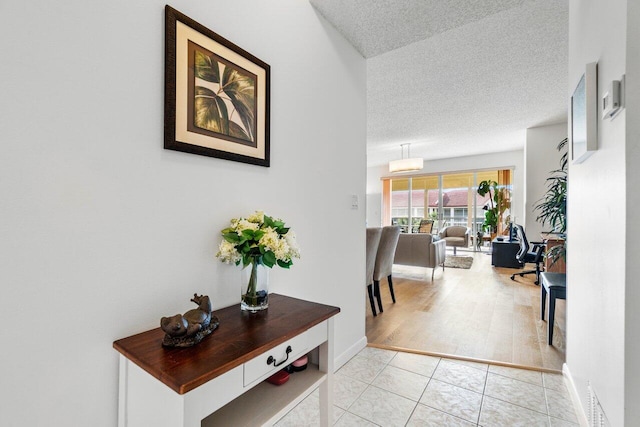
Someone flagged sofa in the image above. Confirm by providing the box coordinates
[393,233,447,280]
[438,226,470,254]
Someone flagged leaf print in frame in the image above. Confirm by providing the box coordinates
[165,5,270,166]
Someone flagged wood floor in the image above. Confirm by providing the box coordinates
[366,249,566,371]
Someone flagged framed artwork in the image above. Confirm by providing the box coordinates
[165,6,271,167]
[570,62,597,164]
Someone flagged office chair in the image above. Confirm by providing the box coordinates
[510,224,545,285]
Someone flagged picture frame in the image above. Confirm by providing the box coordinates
[165,6,271,167]
[570,62,597,164]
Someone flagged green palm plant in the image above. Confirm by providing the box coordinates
[534,138,568,264]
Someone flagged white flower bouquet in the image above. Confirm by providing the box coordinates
[216,211,300,310]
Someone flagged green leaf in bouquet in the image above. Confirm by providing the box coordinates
[277,259,292,269]
[241,253,254,267]
[263,215,274,228]
[263,251,276,267]
[254,230,265,240]
[223,232,240,243]
[241,229,255,239]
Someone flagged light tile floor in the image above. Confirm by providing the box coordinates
[275,347,579,427]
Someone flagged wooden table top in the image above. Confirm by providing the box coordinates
[113,294,340,394]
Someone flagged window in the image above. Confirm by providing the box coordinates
[382,169,513,250]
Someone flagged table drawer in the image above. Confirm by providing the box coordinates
[243,322,326,387]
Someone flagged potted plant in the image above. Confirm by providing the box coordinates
[534,138,568,265]
[476,180,507,235]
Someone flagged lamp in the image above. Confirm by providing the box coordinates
[389,143,424,173]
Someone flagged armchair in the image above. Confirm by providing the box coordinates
[438,226,470,254]
[394,233,446,280]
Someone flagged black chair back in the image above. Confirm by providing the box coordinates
[510,224,545,284]
[514,224,529,263]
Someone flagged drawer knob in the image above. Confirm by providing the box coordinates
[266,345,292,367]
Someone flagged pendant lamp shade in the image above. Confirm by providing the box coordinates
[389,144,423,173]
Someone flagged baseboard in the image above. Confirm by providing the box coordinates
[563,363,589,426]
[334,335,367,371]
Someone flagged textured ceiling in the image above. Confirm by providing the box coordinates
[309,0,569,167]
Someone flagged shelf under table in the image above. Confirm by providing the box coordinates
[202,364,325,426]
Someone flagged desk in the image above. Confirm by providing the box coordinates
[540,272,566,345]
[542,235,566,273]
[113,294,340,427]
[491,238,521,268]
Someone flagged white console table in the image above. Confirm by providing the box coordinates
[113,294,340,427]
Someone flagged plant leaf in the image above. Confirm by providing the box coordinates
[221,66,255,142]
[194,51,220,83]
[277,260,291,269]
[194,86,230,134]
[263,251,276,267]
[228,121,250,140]
[223,232,240,243]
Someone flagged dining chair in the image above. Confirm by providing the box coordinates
[373,226,401,313]
[366,227,383,316]
[418,219,434,233]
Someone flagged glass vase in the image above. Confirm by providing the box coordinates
[241,260,269,312]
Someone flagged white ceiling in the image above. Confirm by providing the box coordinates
[309,0,569,167]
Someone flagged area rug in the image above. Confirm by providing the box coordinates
[444,255,474,269]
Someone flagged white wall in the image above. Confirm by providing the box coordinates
[366,193,382,227]
[0,1,366,425]
[625,1,640,423]
[524,123,568,238]
[366,150,525,229]
[567,0,630,425]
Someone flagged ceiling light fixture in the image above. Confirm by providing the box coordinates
[388,143,424,173]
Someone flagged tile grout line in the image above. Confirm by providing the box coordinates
[404,358,440,427]
[477,360,490,426]
[337,347,576,426]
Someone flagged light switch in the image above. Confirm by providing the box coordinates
[351,195,359,209]
[602,79,621,119]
